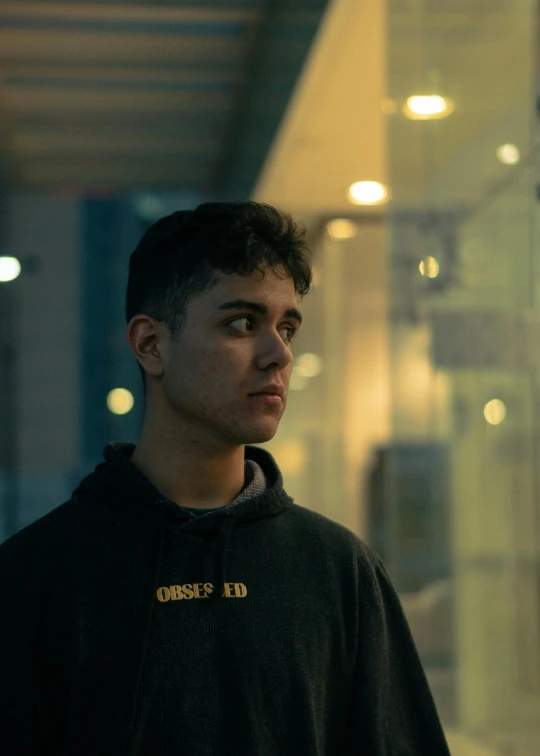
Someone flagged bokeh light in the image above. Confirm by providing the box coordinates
[403,95,454,120]
[0,256,22,282]
[496,144,520,165]
[326,219,358,239]
[347,181,388,205]
[484,399,507,426]
[107,388,135,415]
[419,256,440,278]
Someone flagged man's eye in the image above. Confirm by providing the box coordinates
[228,316,252,330]
[227,316,297,343]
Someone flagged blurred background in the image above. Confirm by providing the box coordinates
[0,0,539,753]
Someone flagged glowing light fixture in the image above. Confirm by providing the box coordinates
[326,219,357,239]
[295,352,323,379]
[348,181,388,205]
[134,193,165,221]
[0,256,21,282]
[403,95,454,120]
[107,388,135,415]
[484,399,506,426]
[289,369,309,391]
[496,144,520,165]
[419,256,440,278]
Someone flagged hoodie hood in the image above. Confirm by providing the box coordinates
[71,441,294,743]
[74,441,294,598]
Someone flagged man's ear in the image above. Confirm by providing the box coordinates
[126,315,165,379]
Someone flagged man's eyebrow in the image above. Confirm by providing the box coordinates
[216,299,303,326]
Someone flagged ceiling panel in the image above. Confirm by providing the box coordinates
[0,29,246,65]
[19,156,215,188]
[0,0,328,195]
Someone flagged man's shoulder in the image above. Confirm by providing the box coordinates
[0,498,77,567]
[285,501,380,565]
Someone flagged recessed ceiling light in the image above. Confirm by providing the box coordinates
[419,257,440,278]
[0,256,22,282]
[347,181,388,205]
[403,95,454,120]
[496,144,520,165]
[484,399,506,426]
[326,219,358,238]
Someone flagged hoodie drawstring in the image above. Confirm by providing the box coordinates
[210,510,238,600]
[119,503,238,744]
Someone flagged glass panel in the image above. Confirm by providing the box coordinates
[386,0,540,751]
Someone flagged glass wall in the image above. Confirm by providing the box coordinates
[386,0,540,751]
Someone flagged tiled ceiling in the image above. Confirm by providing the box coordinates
[0,0,328,197]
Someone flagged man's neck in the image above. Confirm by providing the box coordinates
[130,430,247,510]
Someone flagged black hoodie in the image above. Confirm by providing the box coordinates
[0,441,452,756]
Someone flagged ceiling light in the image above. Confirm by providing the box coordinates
[0,256,21,282]
[403,95,454,120]
[326,219,357,239]
[419,256,440,278]
[295,352,323,379]
[496,144,520,165]
[347,181,388,205]
[484,399,506,426]
[133,193,165,221]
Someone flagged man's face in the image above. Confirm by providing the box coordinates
[150,266,302,447]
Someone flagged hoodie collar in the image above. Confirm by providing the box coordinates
[71,439,293,612]
[73,440,292,530]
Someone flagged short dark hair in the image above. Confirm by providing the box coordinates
[125,201,313,394]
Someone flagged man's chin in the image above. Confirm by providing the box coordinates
[242,425,280,445]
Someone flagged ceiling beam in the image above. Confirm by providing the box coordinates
[4,84,230,113]
[13,133,216,157]
[0,29,243,66]
[0,2,260,25]
[17,158,213,190]
[1,63,238,86]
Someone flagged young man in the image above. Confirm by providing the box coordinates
[0,202,451,755]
